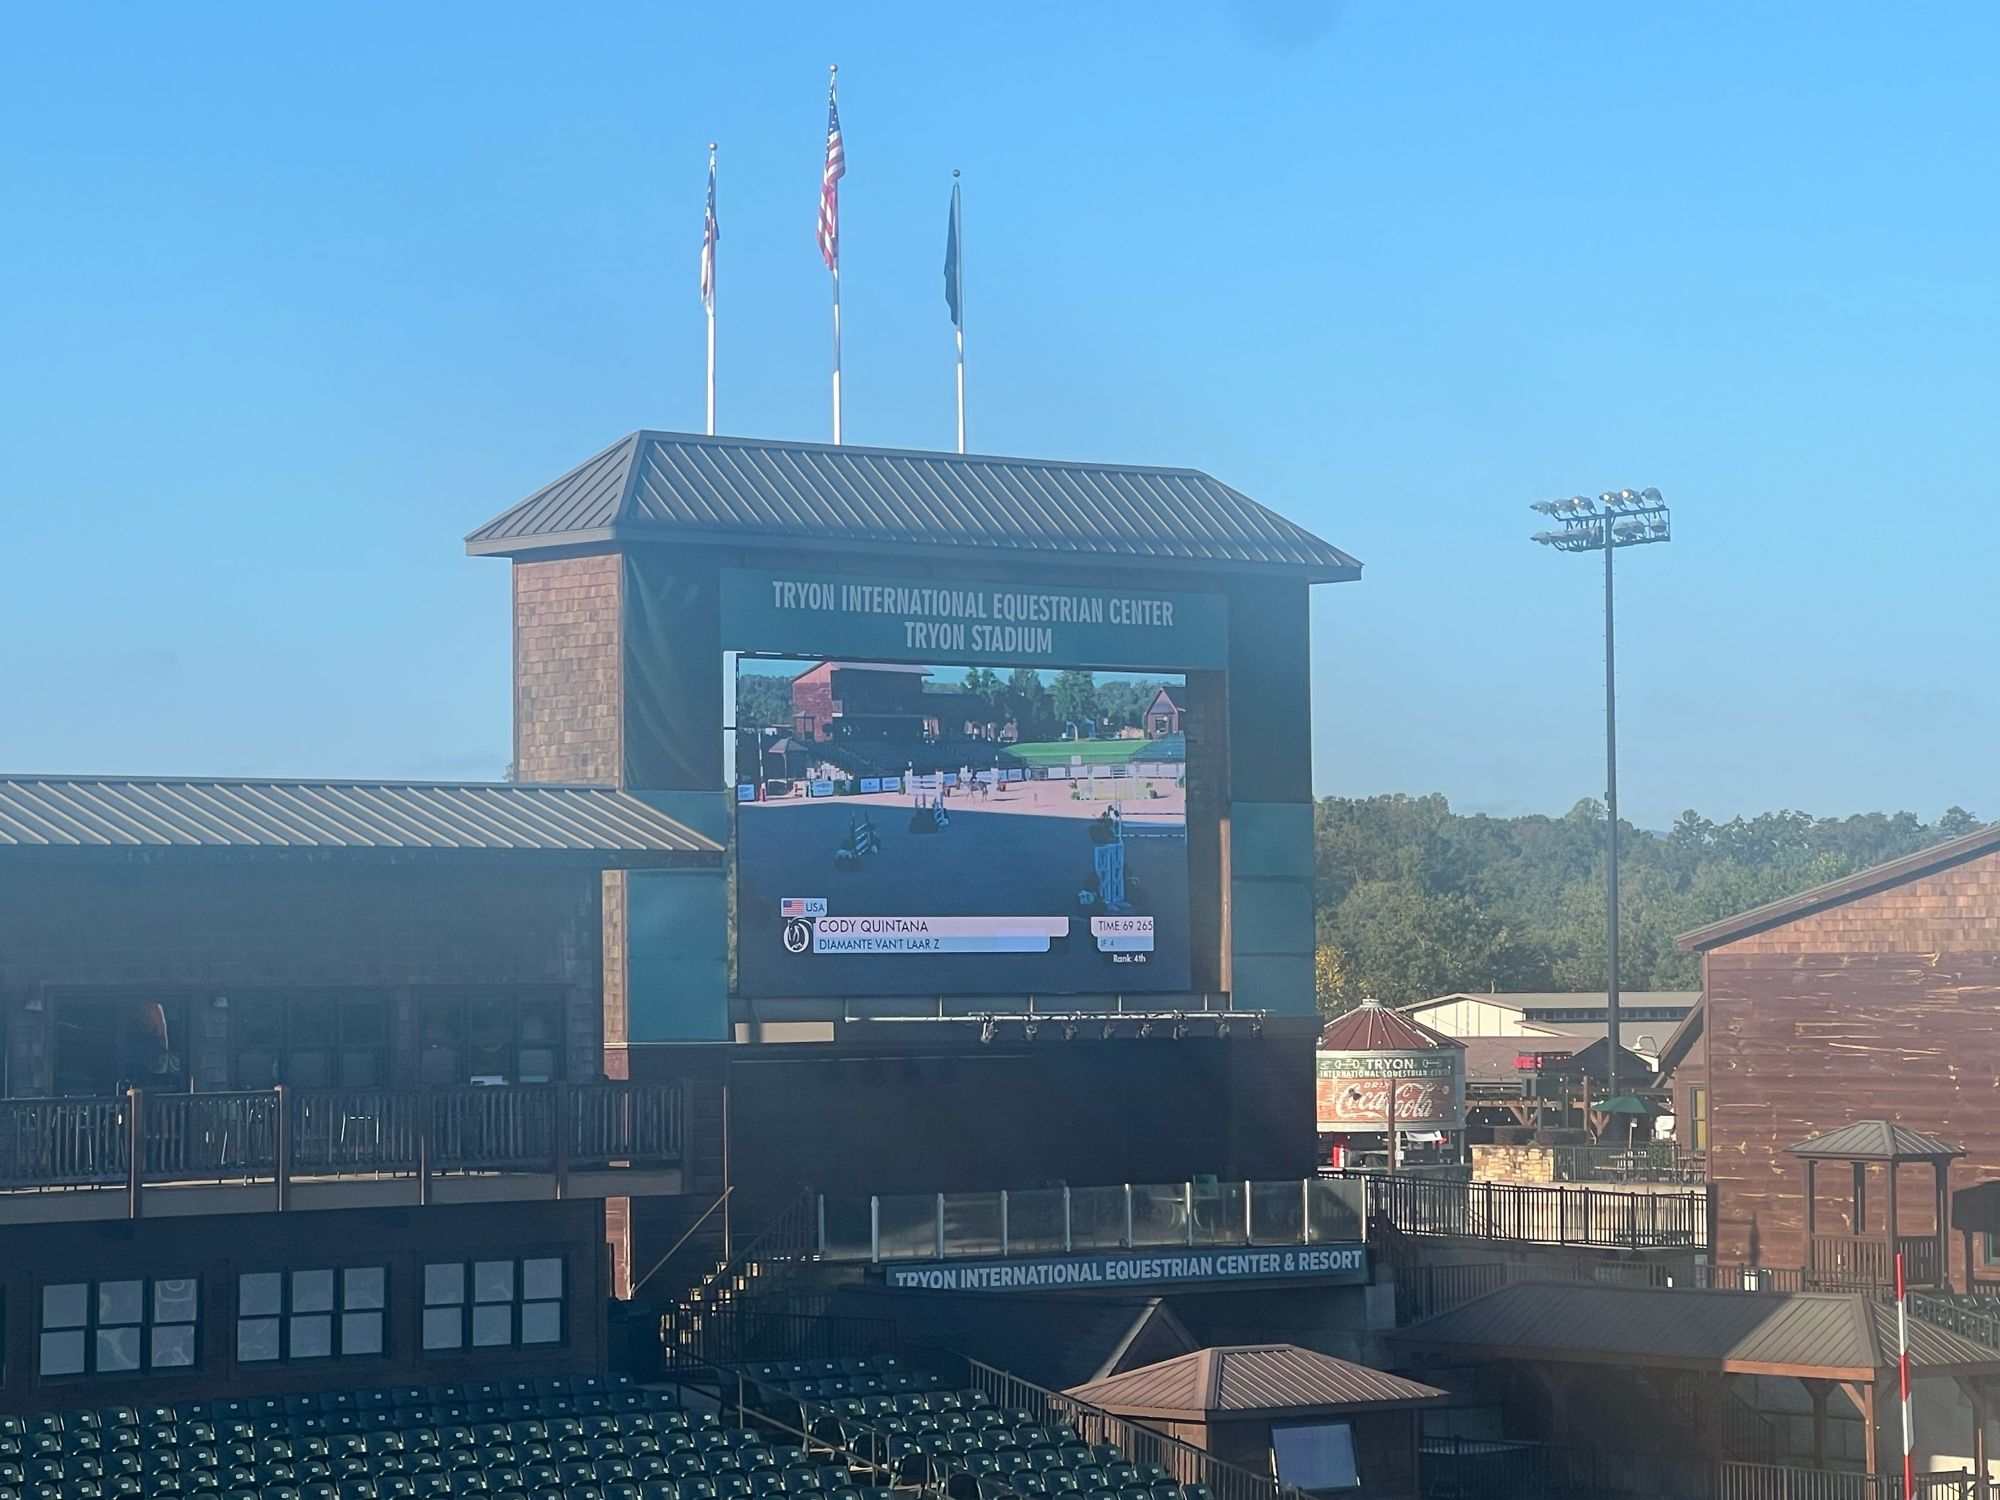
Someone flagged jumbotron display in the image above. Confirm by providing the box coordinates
[733,656,1192,998]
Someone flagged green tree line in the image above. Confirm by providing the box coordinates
[1313,794,1985,1015]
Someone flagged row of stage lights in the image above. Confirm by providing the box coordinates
[975,1013,1263,1044]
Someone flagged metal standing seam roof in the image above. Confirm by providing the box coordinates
[1786,1120,1965,1163]
[464,431,1362,581]
[1318,999,1466,1053]
[1394,1283,2000,1379]
[1067,1345,1445,1418]
[0,776,721,861]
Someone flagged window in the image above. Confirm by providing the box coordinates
[417,994,565,1085]
[233,994,389,1089]
[40,1276,199,1378]
[1686,1086,1710,1152]
[237,1266,387,1363]
[1270,1422,1360,1492]
[421,1256,564,1352]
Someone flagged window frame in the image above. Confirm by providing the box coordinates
[230,991,391,1091]
[235,1264,390,1366]
[420,1254,567,1355]
[1686,1084,1710,1153]
[39,1274,202,1381]
[1269,1419,1362,1493]
[415,992,566,1086]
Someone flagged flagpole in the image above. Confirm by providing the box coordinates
[829,64,842,445]
[706,142,717,437]
[953,171,965,454]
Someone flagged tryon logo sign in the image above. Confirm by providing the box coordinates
[881,1245,1367,1294]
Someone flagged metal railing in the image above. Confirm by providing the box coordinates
[1910,1292,2000,1350]
[0,1082,682,1205]
[1551,1143,1709,1184]
[923,1343,1316,1500]
[1334,1169,1712,1252]
[821,1177,1366,1262]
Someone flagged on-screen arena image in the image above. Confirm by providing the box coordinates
[732,657,1193,998]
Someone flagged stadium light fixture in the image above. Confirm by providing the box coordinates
[1022,1021,1039,1042]
[1136,1020,1154,1039]
[1214,1018,1231,1038]
[1061,1021,1078,1041]
[1526,484,1673,1107]
[978,1018,996,1045]
[1101,1021,1117,1040]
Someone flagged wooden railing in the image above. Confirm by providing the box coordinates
[0,1082,681,1208]
[1808,1234,1943,1291]
[1332,1168,1713,1253]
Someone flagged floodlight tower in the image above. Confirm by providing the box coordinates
[1529,488,1672,1108]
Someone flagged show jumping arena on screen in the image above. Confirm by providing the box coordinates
[734,659,1192,999]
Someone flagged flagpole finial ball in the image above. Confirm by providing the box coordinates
[709,141,717,151]
[952,168,960,178]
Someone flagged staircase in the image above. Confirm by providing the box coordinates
[661,1185,820,1367]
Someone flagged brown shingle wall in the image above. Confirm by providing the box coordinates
[1718,852,2000,955]
[513,554,622,785]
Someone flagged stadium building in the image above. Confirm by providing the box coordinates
[0,430,1410,1467]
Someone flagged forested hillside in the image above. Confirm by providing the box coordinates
[1312,795,1985,1013]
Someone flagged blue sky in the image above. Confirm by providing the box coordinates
[3,2,1993,829]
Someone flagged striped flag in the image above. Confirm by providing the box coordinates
[700,148,718,313]
[817,72,845,271]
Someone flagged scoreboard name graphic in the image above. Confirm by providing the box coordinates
[780,904,1151,960]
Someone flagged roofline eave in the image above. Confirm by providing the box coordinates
[1677,822,2000,952]
[466,523,1363,584]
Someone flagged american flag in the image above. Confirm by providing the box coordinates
[700,148,718,313]
[817,72,844,271]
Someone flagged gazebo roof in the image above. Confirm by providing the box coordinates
[1067,1344,1445,1419]
[1318,999,1464,1053]
[1786,1120,1965,1164]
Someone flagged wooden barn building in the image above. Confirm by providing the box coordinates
[1670,821,2000,1287]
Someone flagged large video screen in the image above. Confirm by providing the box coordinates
[732,657,1192,998]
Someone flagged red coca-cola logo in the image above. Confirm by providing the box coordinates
[1318,1076,1452,1125]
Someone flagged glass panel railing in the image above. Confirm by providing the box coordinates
[1248,1180,1305,1245]
[826,1178,1367,1262]
[876,1193,939,1261]
[1069,1185,1128,1250]
[820,1194,872,1262]
[1130,1183,1189,1247]
[941,1192,1003,1257]
[1189,1180,1244,1246]
[1305,1175,1366,1243]
[1005,1188,1067,1254]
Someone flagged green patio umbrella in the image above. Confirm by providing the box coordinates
[1594,1095,1658,1115]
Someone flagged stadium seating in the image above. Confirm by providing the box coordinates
[0,1360,1217,1500]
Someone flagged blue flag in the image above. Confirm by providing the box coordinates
[944,182,962,328]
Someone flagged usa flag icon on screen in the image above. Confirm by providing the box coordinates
[782,898,828,918]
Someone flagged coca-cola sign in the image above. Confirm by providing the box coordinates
[1316,1049,1465,1130]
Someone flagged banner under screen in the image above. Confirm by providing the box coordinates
[733,657,1193,998]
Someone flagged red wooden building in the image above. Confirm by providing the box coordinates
[1671,822,2000,1287]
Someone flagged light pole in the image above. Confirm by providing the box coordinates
[1531,488,1672,1111]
